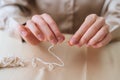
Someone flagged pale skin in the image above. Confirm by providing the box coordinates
[18,13,112,48]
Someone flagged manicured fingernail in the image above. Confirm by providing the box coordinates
[70,37,78,45]
[37,34,44,41]
[51,39,57,44]
[20,30,27,36]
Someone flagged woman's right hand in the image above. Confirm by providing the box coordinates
[18,13,65,45]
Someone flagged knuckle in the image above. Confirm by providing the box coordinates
[86,14,97,21]
[32,15,46,25]
[90,14,97,19]
[32,15,40,20]
[26,20,32,26]
[41,13,49,17]
[26,21,35,30]
[41,13,55,25]
[91,14,97,17]
[98,17,105,23]
[26,20,30,24]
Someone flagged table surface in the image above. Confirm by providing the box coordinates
[0,31,120,80]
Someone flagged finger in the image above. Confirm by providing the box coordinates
[88,24,109,46]
[26,20,44,41]
[41,13,65,43]
[32,15,58,44]
[92,33,112,48]
[69,14,97,45]
[79,17,105,45]
[18,25,40,45]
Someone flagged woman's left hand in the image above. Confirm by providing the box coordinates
[69,14,112,48]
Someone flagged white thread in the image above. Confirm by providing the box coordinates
[32,44,64,71]
[0,56,25,68]
[32,58,37,68]
[0,44,64,70]
[48,44,64,67]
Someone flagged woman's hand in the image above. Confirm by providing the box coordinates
[69,14,112,48]
[18,13,65,45]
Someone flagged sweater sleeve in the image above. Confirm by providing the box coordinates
[102,0,120,41]
[0,0,34,39]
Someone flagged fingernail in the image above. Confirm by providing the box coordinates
[51,39,58,44]
[70,37,78,45]
[20,30,27,36]
[37,35,44,41]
